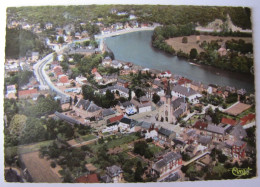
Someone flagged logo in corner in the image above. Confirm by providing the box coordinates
[231,167,252,177]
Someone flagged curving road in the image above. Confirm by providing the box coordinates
[33,27,156,103]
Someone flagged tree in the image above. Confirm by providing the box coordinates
[134,161,144,182]
[152,93,160,104]
[53,52,57,61]
[19,117,47,144]
[74,96,78,105]
[190,48,198,59]
[9,114,27,137]
[182,36,188,43]
[58,36,64,44]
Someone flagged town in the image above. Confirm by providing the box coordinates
[4,5,256,183]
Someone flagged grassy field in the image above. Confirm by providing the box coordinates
[148,143,163,155]
[89,133,140,153]
[166,35,252,54]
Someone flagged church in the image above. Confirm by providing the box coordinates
[157,81,188,124]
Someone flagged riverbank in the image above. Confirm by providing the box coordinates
[104,30,255,92]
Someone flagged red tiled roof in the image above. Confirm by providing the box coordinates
[91,68,97,74]
[221,118,237,126]
[59,75,69,83]
[178,77,192,85]
[240,113,255,125]
[18,89,38,97]
[193,120,208,130]
[107,114,124,124]
[75,174,99,183]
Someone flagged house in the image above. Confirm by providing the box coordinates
[74,99,102,120]
[152,152,182,179]
[101,165,123,183]
[75,76,88,85]
[158,127,176,144]
[18,89,39,100]
[100,74,118,85]
[45,23,53,29]
[100,85,129,98]
[218,47,227,56]
[6,85,16,94]
[240,113,255,126]
[75,173,99,183]
[54,111,81,125]
[221,118,237,126]
[172,138,186,152]
[118,117,137,132]
[160,70,172,78]
[171,85,202,104]
[177,77,192,86]
[58,75,69,84]
[31,52,39,61]
[111,60,122,69]
[120,101,137,115]
[107,114,124,125]
[130,97,152,114]
[117,79,129,88]
[102,108,116,119]
[102,56,112,66]
[232,140,247,159]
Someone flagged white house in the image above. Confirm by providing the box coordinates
[171,85,202,104]
[76,76,87,85]
[160,70,172,78]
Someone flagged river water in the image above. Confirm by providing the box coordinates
[104,30,255,92]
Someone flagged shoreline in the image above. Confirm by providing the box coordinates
[102,31,254,93]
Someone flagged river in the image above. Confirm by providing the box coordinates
[104,30,255,92]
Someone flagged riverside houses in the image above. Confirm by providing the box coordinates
[152,152,182,179]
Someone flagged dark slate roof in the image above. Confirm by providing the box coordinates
[172,85,197,97]
[206,124,226,135]
[140,96,150,103]
[153,152,181,172]
[106,165,123,177]
[100,174,112,183]
[172,138,186,146]
[102,108,116,117]
[171,97,184,110]
[55,111,81,125]
[234,140,246,147]
[120,117,132,125]
[186,145,195,153]
[118,78,128,84]
[158,127,173,137]
[173,108,184,118]
[198,135,212,146]
[75,99,101,112]
[230,124,247,140]
[121,101,133,108]
[138,121,152,129]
